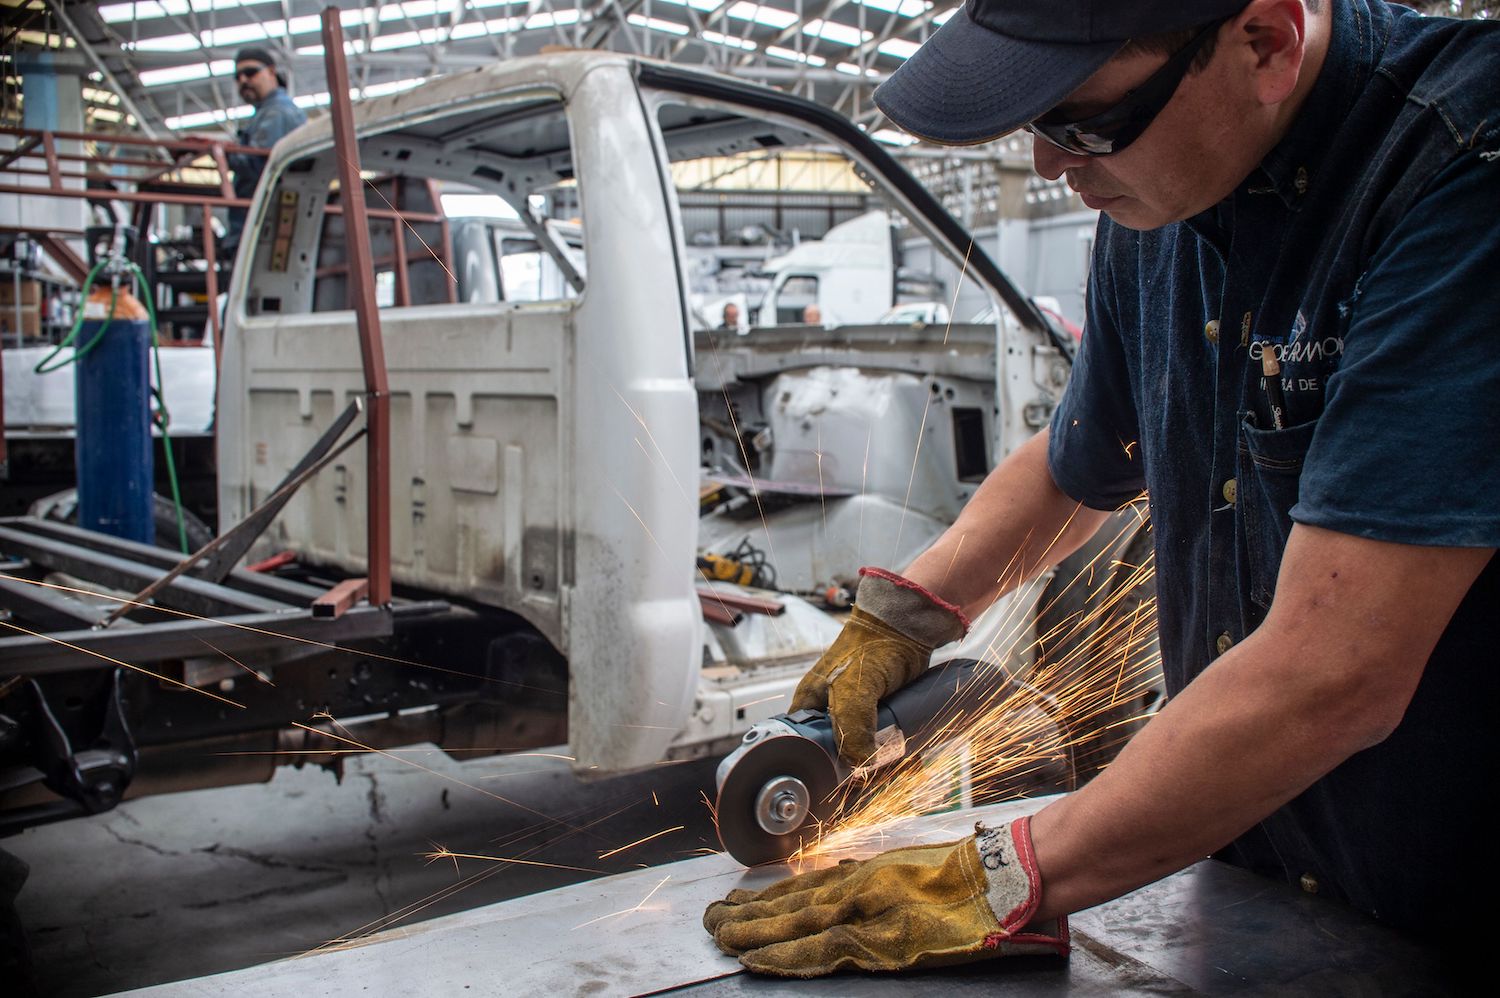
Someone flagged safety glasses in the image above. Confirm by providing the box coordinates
[1025,19,1225,157]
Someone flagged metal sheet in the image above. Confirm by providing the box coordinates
[114,796,1450,997]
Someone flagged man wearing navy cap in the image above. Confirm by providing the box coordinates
[705,0,1499,978]
[223,46,306,251]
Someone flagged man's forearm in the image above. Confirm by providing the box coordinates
[903,430,1113,618]
[1026,627,1367,919]
[1025,525,1492,921]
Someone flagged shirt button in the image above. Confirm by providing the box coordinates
[1222,479,1237,504]
[1300,873,1319,894]
[1216,632,1234,656]
[1204,319,1220,344]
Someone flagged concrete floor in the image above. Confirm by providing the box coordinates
[5,746,723,997]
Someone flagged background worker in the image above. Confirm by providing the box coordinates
[223,46,306,252]
[718,301,741,331]
[705,0,1500,980]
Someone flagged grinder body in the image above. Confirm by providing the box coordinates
[714,659,999,866]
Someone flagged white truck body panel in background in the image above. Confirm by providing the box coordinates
[759,209,894,325]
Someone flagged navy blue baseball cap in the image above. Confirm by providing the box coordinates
[874,0,1253,145]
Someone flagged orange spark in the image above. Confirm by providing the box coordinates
[596,825,684,860]
[571,875,671,930]
[421,847,600,876]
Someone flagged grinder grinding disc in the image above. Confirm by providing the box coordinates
[715,734,839,866]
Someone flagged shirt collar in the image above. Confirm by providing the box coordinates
[1246,0,1392,209]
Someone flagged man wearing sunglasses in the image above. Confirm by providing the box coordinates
[223,47,307,251]
[704,0,1499,981]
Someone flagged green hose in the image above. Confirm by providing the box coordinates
[33,259,115,374]
[31,259,191,554]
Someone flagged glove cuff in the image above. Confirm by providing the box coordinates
[975,816,1069,957]
[854,567,970,645]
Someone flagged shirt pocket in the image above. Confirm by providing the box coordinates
[1237,411,1317,609]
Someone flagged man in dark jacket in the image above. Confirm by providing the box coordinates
[223,46,306,251]
[704,0,1499,980]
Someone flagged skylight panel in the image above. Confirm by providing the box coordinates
[931,5,958,26]
[369,29,443,52]
[295,39,369,56]
[765,45,827,67]
[855,0,932,15]
[725,3,799,30]
[804,19,873,47]
[702,30,757,51]
[163,105,250,130]
[628,14,691,36]
[876,38,920,59]
[99,1,281,25]
[139,59,233,87]
[129,34,203,53]
[644,0,725,9]
[361,77,426,98]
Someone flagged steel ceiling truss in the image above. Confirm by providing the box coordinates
[20,0,958,133]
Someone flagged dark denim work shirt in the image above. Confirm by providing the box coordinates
[226,87,307,244]
[1049,0,1500,932]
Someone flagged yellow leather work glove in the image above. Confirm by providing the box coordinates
[791,567,969,766]
[704,816,1067,977]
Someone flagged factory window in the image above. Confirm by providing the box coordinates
[309,175,458,312]
[244,93,586,316]
[651,100,978,332]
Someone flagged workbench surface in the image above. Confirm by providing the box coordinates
[118,797,1451,996]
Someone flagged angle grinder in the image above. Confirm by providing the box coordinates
[714,658,1005,866]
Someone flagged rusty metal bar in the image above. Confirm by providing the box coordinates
[201,204,222,360]
[8,150,225,170]
[323,6,392,608]
[441,221,457,302]
[0,127,265,157]
[699,596,743,628]
[208,142,235,200]
[323,204,445,223]
[392,180,411,307]
[316,253,421,280]
[0,136,40,171]
[694,587,787,617]
[5,166,173,182]
[312,578,370,620]
[97,419,366,627]
[0,184,250,208]
[40,131,60,188]
[140,150,203,184]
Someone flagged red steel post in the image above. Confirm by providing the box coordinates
[321,6,392,607]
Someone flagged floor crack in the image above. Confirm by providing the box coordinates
[196,843,343,876]
[101,822,183,860]
[184,873,349,911]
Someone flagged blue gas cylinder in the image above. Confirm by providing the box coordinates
[75,283,155,543]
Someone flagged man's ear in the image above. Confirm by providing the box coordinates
[1230,0,1308,106]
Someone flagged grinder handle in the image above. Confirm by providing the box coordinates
[876,658,993,758]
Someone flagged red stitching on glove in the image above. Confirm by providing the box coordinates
[857,566,972,631]
[1002,815,1043,929]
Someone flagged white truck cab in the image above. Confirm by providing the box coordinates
[222,52,1077,777]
